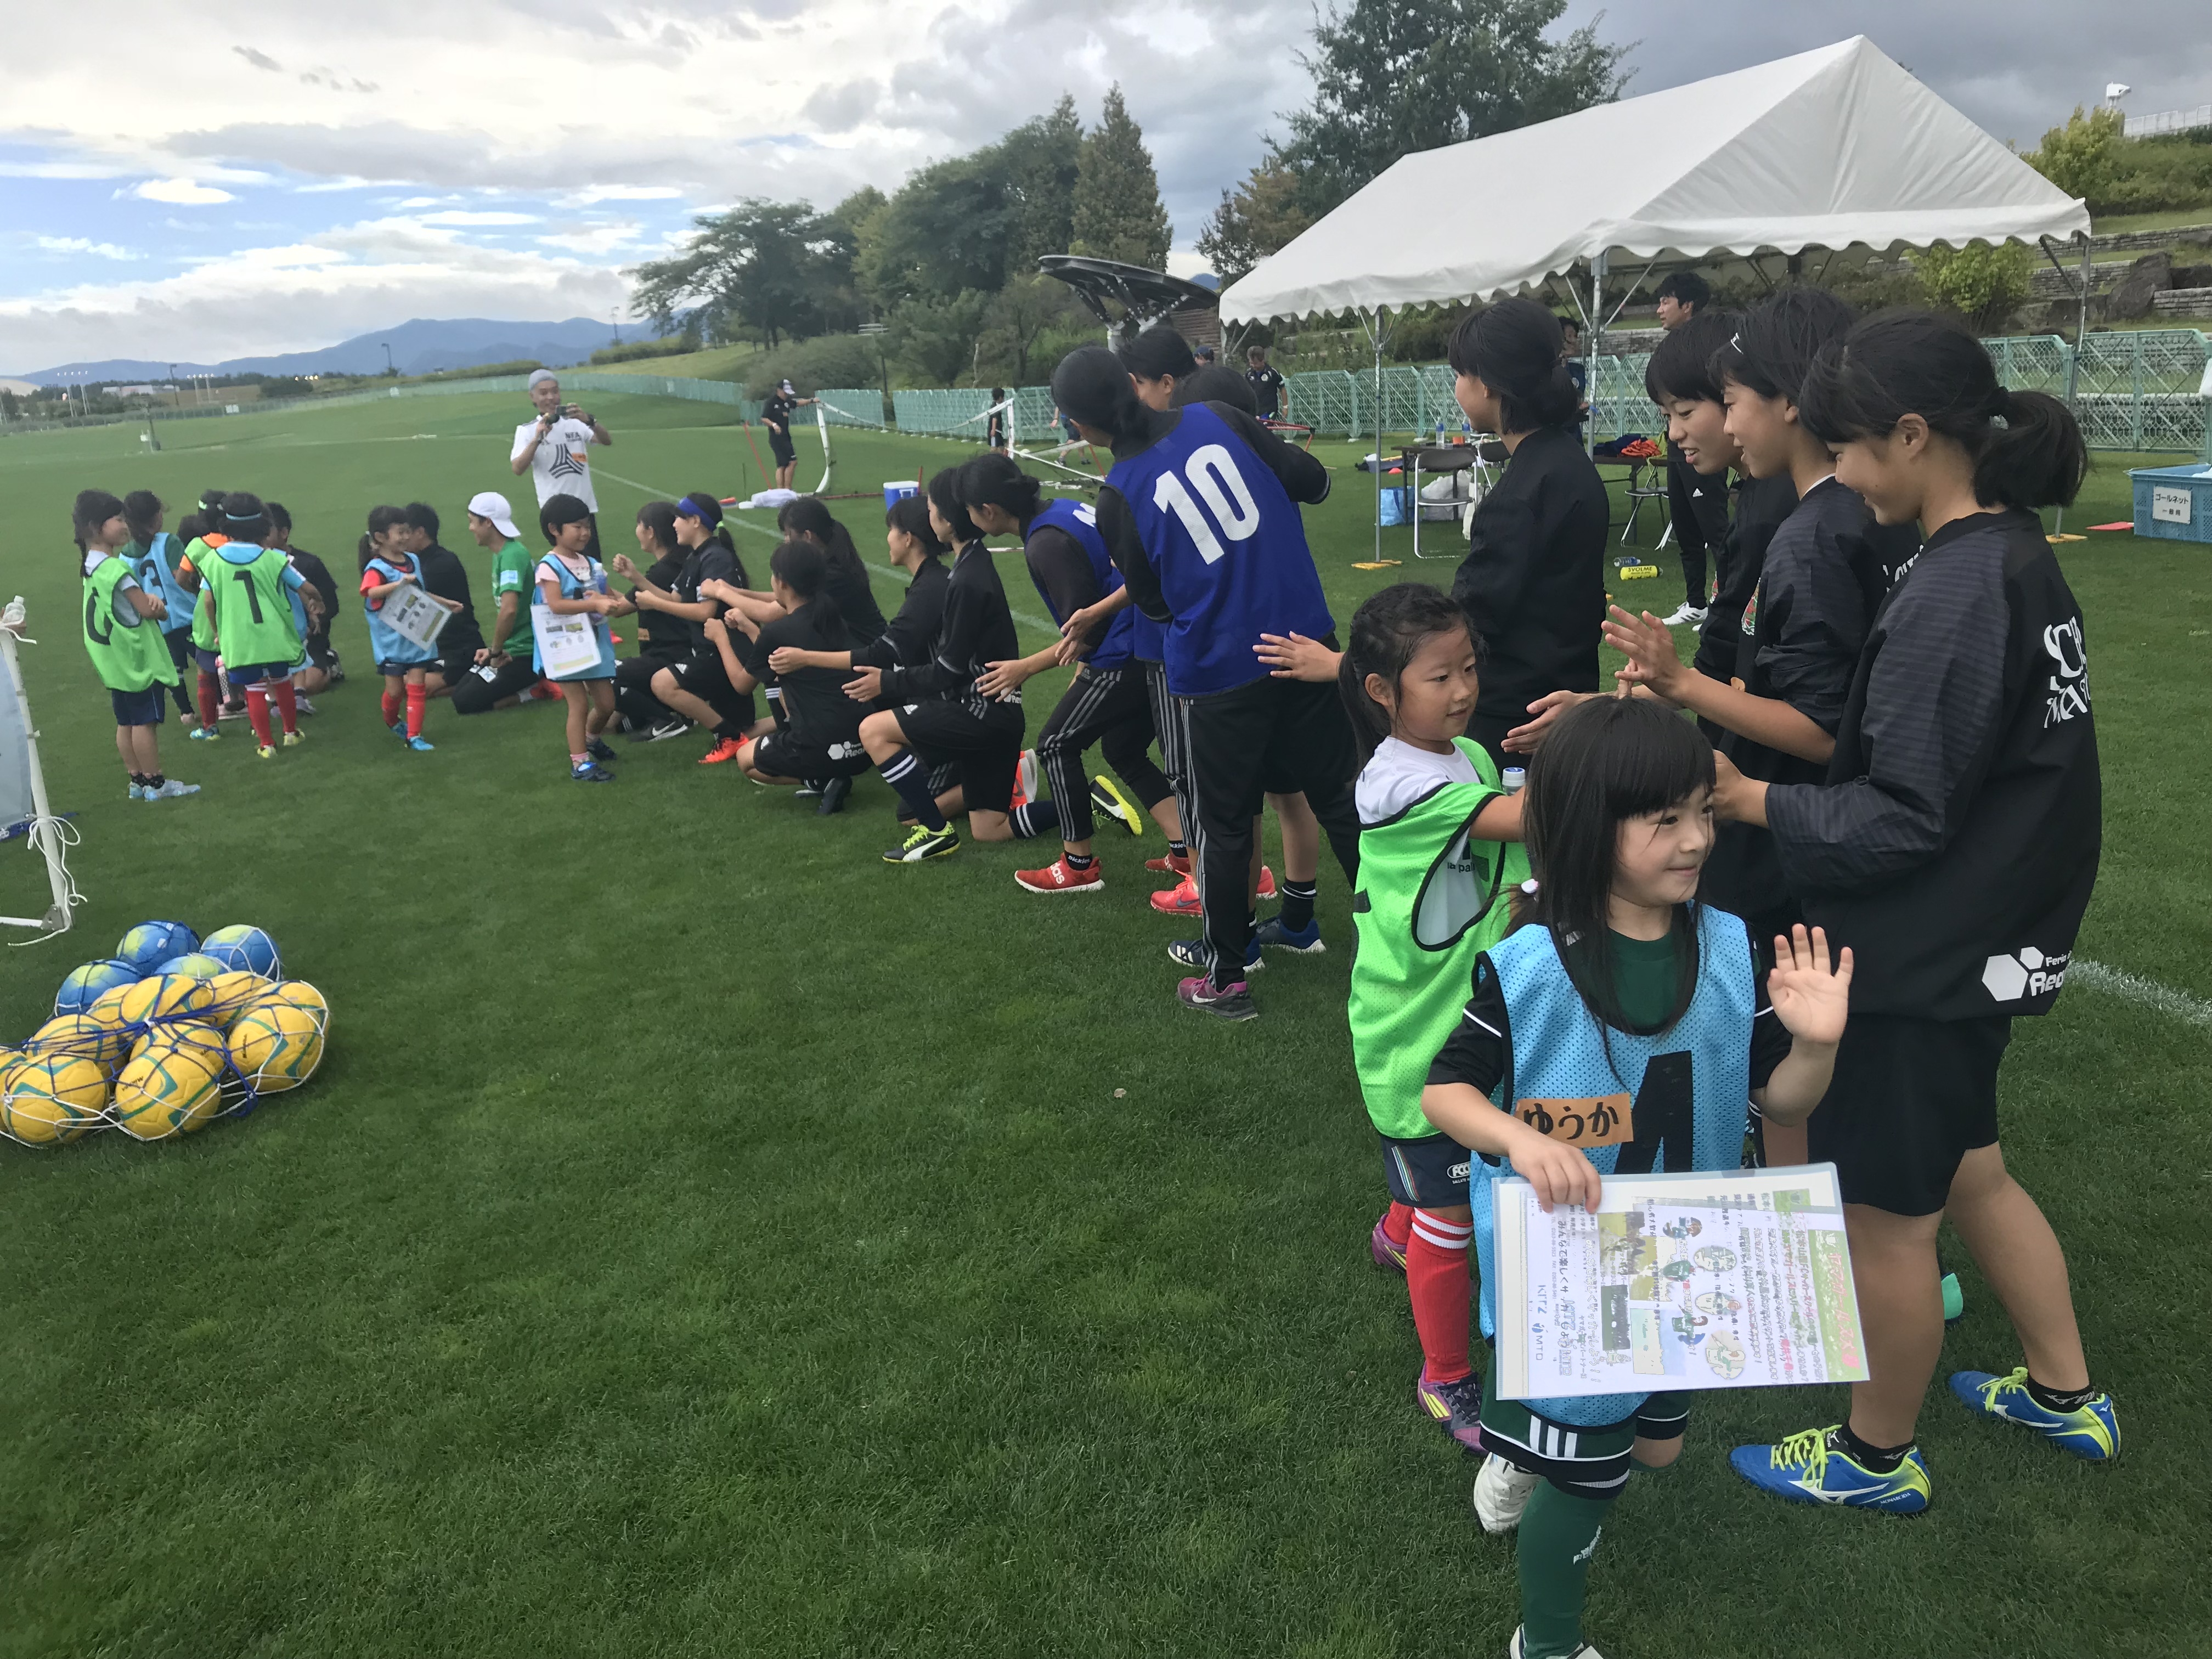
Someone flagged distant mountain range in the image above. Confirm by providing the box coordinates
[9,317,618,386]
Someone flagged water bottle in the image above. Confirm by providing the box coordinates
[1502,767,1526,795]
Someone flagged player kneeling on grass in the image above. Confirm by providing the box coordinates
[955,452,1181,895]
[1339,584,1527,1449]
[1418,696,1847,1659]
[849,468,1060,864]
[533,493,632,782]
[195,492,321,760]
[74,488,198,800]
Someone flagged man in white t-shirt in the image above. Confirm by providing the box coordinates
[510,369,612,554]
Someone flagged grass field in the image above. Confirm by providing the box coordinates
[0,391,2205,1659]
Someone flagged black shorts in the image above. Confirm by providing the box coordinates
[304,633,340,671]
[452,653,542,715]
[1477,1364,1689,1499]
[1378,1130,1472,1207]
[894,697,1024,815]
[751,730,870,781]
[110,686,166,727]
[665,649,753,726]
[1808,1013,2011,1217]
[375,658,439,679]
[769,428,797,466]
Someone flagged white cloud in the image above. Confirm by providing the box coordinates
[125,178,236,205]
[542,222,644,255]
[415,210,540,226]
[558,185,684,206]
[34,236,143,261]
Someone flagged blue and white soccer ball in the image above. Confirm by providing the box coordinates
[116,921,199,973]
[199,924,281,979]
[54,957,144,1017]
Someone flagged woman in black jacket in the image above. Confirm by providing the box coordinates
[1447,298,1610,761]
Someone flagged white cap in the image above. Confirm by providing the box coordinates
[466,491,521,539]
[527,368,559,390]
[778,378,795,394]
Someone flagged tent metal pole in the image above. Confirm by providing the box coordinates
[1370,308,1386,563]
[1587,253,1607,458]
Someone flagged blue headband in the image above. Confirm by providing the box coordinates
[675,494,716,522]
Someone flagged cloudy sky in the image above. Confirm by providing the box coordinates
[3,0,2207,371]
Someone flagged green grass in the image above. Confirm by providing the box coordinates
[0,398,2207,1658]
[2091,206,2212,238]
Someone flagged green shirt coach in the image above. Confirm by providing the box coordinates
[452,490,543,715]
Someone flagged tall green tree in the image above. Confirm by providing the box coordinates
[887,291,995,385]
[1277,0,1628,217]
[629,199,856,347]
[857,155,1014,309]
[998,95,1084,270]
[2025,106,2124,204]
[1196,159,1312,286]
[1070,85,1171,269]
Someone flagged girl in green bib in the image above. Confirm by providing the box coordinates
[75,489,198,801]
[198,491,320,759]
[1340,583,1526,1447]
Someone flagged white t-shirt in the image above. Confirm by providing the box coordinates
[1356,735,1481,826]
[511,416,599,511]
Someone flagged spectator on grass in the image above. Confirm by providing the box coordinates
[1557,316,1590,444]
[453,491,546,715]
[1655,270,1722,627]
[266,501,342,698]
[1246,345,1285,421]
[398,502,486,699]
[511,370,611,556]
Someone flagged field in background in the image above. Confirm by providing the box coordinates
[0,390,2204,1658]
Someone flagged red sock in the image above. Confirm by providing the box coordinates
[405,682,427,738]
[244,685,274,747]
[1383,1201,1415,1249]
[196,672,220,728]
[1407,1211,1474,1384]
[381,690,402,727]
[270,678,299,735]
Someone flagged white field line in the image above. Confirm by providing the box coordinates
[2072,960,2212,1028]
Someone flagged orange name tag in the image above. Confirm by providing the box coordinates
[1515,1093,1633,1148]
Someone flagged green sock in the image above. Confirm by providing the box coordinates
[1517,1482,1616,1658]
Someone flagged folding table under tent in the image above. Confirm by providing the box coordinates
[1217,35,2094,558]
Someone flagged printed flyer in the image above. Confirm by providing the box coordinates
[1493,1164,1867,1401]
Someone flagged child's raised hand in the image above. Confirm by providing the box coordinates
[1767,925,1852,1048]
[1507,1121,1604,1215]
[1253,631,1342,683]
[611,552,638,580]
[1601,605,1687,697]
[1504,689,1598,753]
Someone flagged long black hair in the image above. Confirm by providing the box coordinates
[1119,324,1196,385]
[1051,346,1143,444]
[73,488,125,555]
[777,496,864,596]
[221,490,271,546]
[1709,288,1853,404]
[885,493,947,559]
[1643,309,1741,405]
[1515,697,1715,1043]
[122,489,164,548]
[957,451,1042,527]
[926,466,981,545]
[1174,364,1258,414]
[1446,297,1581,432]
[1337,583,1481,767]
[1799,309,2086,511]
[768,537,845,641]
[359,503,408,571]
[679,490,751,586]
[636,500,680,557]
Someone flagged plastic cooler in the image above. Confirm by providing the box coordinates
[2129,463,2212,544]
[883,480,919,510]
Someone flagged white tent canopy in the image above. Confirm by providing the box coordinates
[1220,36,2089,324]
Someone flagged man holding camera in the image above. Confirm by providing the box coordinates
[510,368,612,555]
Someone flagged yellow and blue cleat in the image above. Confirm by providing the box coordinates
[1729,1425,1932,1513]
[1949,1368,2119,1460]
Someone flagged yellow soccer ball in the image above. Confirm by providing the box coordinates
[114,973,218,1029]
[251,980,330,1023]
[1,1054,109,1146]
[228,999,325,1093]
[111,1031,226,1141]
[27,1012,132,1077]
[200,970,273,1029]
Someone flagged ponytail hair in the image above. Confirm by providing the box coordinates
[1336,583,1481,769]
[1799,309,2086,511]
[957,450,1042,525]
[1050,346,1144,443]
[72,488,126,555]
[1445,297,1581,432]
[768,536,845,641]
[886,493,947,558]
[926,465,981,544]
[1515,697,1714,1049]
[636,500,680,556]
[360,503,408,570]
[122,489,164,547]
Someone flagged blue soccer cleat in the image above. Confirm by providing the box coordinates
[1729,1425,1931,1514]
[1949,1368,2119,1461]
[405,735,435,752]
[1254,915,1326,954]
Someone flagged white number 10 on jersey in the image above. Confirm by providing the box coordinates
[1152,443,1262,565]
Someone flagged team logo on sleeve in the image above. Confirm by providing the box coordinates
[2042,617,2089,727]
[1981,945,2070,1003]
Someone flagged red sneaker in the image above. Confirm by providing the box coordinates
[1149,873,1202,916]
[1256,865,1278,900]
[1145,852,1192,876]
[529,679,560,701]
[698,737,746,765]
[1014,856,1104,895]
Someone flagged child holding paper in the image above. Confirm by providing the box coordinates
[1418,696,1849,1659]
[533,492,631,783]
[359,503,456,752]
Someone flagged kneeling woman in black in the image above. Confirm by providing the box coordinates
[706,539,871,813]
[849,468,1060,863]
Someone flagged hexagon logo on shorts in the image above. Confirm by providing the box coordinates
[1981,953,2030,1002]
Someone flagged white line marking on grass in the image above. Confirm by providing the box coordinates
[2073,960,2212,1027]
